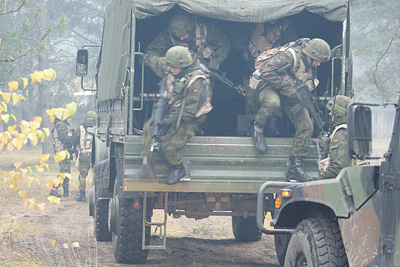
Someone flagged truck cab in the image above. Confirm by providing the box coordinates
[76,0,353,264]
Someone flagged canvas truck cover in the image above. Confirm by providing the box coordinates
[98,0,348,100]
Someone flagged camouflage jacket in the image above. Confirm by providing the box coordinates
[321,122,352,179]
[145,19,230,75]
[258,47,316,98]
[156,60,212,126]
[52,120,73,153]
[72,125,94,157]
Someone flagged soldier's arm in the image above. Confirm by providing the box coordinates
[144,29,173,57]
[71,127,80,148]
[322,129,351,179]
[259,51,297,98]
[205,24,231,68]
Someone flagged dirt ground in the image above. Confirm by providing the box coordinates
[0,146,281,267]
[1,191,281,267]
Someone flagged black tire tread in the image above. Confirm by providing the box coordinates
[94,199,112,241]
[232,216,262,242]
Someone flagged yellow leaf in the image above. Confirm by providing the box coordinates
[31,116,42,130]
[10,184,18,191]
[39,154,50,161]
[63,102,77,119]
[12,93,19,105]
[2,114,9,123]
[36,130,45,142]
[28,132,39,145]
[27,166,32,173]
[63,243,69,249]
[23,199,29,209]
[54,151,67,163]
[50,240,56,247]
[43,128,50,137]
[38,203,45,211]
[8,81,19,93]
[18,190,28,197]
[12,138,23,150]
[14,162,23,169]
[22,78,28,89]
[45,164,49,171]
[8,125,16,132]
[36,167,44,173]
[72,242,80,248]
[21,168,28,178]
[26,177,33,187]
[10,114,16,122]
[53,177,61,187]
[2,92,11,103]
[43,69,54,81]
[0,105,2,113]
[1,101,7,111]
[54,198,61,205]
[33,203,39,210]
[47,196,57,203]
[35,178,40,185]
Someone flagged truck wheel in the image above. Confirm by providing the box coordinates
[112,198,152,264]
[274,234,291,266]
[285,218,348,267]
[93,198,112,241]
[232,216,262,242]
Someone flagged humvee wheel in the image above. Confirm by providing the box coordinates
[112,198,152,264]
[285,218,348,267]
[93,197,112,241]
[232,216,262,242]
[274,234,291,266]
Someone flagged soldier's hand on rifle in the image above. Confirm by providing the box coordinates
[135,52,147,65]
[208,58,220,70]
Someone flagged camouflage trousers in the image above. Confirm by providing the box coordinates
[142,117,205,166]
[78,153,91,191]
[59,159,71,189]
[246,86,313,156]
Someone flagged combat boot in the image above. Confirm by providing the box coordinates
[166,163,186,185]
[76,190,86,202]
[133,164,156,180]
[286,156,313,182]
[63,186,69,197]
[49,187,61,198]
[251,121,267,153]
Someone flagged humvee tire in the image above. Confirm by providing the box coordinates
[232,216,262,242]
[274,234,290,266]
[285,218,348,266]
[112,198,152,264]
[93,197,112,241]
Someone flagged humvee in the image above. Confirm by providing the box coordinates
[76,0,353,265]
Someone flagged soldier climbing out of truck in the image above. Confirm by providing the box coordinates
[246,38,331,182]
[134,46,213,185]
[141,12,231,78]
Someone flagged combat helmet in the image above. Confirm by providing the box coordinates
[303,38,331,63]
[83,111,97,127]
[165,46,194,68]
[326,95,352,117]
[169,13,195,39]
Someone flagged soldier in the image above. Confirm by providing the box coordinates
[72,111,97,202]
[50,116,73,197]
[318,95,352,179]
[246,38,331,182]
[142,12,231,77]
[136,46,212,185]
[232,18,298,137]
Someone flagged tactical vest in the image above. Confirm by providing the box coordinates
[249,41,318,92]
[52,121,72,153]
[78,125,93,156]
[318,124,347,174]
[165,68,212,125]
[170,20,214,60]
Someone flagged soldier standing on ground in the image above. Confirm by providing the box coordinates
[72,111,97,202]
[246,38,331,182]
[318,95,352,179]
[142,12,231,77]
[232,18,298,137]
[50,116,73,197]
[135,46,213,185]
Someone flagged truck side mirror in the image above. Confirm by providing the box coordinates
[76,49,89,77]
[348,104,372,158]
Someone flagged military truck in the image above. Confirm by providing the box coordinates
[76,0,352,264]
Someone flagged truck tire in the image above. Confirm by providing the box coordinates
[285,218,348,267]
[232,216,262,242]
[274,234,291,266]
[112,198,152,264]
[93,198,112,241]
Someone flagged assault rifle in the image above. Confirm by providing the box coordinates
[150,76,167,152]
[277,64,327,135]
[199,60,246,96]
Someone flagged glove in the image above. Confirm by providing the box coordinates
[135,52,146,65]
[320,136,330,149]
[208,58,221,70]
[331,45,342,58]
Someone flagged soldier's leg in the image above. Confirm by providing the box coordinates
[77,156,90,202]
[252,88,281,153]
[245,83,260,123]
[281,97,313,182]
[60,159,71,197]
[161,120,199,185]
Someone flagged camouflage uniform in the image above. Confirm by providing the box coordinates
[51,118,73,197]
[144,12,231,77]
[139,46,212,185]
[72,111,96,201]
[319,95,352,179]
